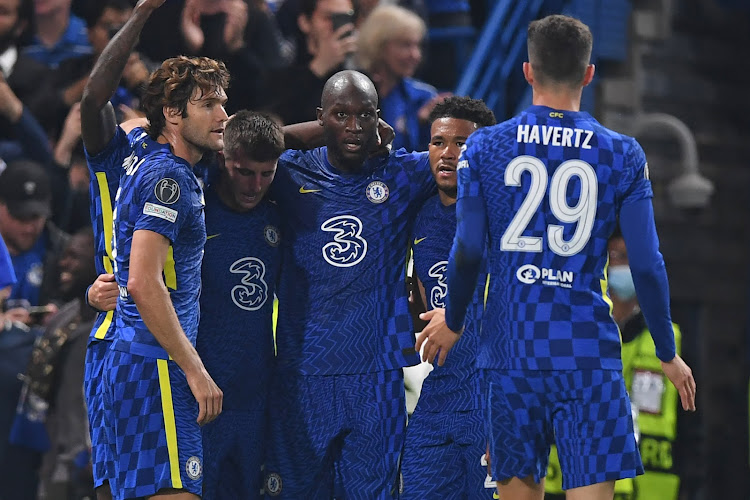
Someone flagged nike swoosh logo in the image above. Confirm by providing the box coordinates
[207,234,221,240]
[299,186,322,194]
[414,237,426,245]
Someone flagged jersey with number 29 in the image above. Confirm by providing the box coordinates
[459,105,653,371]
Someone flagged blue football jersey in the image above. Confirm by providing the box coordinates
[196,187,281,412]
[271,147,434,375]
[412,196,486,412]
[112,149,206,359]
[459,105,653,371]
[84,126,167,342]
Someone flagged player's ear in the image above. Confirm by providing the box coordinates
[316,107,324,125]
[164,106,181,125]
[523,62,534,85]
[582,64,595,87]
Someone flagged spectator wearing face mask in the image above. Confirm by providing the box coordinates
[545,227,687,500]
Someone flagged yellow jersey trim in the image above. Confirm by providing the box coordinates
[157,359,183,489]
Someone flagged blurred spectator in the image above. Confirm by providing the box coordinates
[29,0,155,138]
[50,103,91,233]
[0,161,69,323]
[180,0,290,113]
[0,284,41,500]
[33,227,96,499]
[0,0,52,100]
[265,0,356,124]
[7,227,96,500]
[22,0,92,68]
[0,70,54,167]
[357,4,447,151]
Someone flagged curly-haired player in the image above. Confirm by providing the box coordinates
[102,38,230,499]
[401,96,497,499]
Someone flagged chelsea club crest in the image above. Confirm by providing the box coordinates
[366,181,389,204]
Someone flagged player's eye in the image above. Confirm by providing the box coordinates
[456,141,465,147]
[336,112,347,119]
[431,141,443,147]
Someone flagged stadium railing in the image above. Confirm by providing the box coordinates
[456,0,632,120]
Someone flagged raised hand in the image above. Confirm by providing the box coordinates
[223,0,249,52]
[0,71,23,123]
[181,0,205,52]
[309,23,357,77]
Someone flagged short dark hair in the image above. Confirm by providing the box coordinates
[428,96,496,127]
[527,14,593,88]
[224,110,285,163]
[83,0,133,29]
[142,56,230,139]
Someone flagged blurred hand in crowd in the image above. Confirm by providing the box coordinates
[122,53,151,90]
[54,103,82,167]
[417,92,452,124]
[223,0,249,52]
[309,23,357,77]
[0,72,23,123]
[181,0,250,54]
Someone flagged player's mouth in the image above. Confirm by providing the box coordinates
[240,193,259,204]
[342,138,362,153]
[437,163,456,177]
[212,128,225,136]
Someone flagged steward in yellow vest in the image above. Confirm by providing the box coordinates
[544,230,682,500]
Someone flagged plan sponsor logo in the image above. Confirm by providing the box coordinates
[515,264,573,288]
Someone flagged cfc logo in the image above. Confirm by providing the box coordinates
[366,181,389,204]
[185,456,202,480]
[320,215,368,267]
[264,225,280,247]
[229,257,268,311]
[265,473,283,496]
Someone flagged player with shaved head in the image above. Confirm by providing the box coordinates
[262,70,434,499]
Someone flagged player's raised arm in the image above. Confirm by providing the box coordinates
[80,0,165,155]
[619,198,696,411]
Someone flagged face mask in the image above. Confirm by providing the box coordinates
[608,265,636,301]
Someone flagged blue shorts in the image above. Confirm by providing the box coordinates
[402,408,494,499]
[84,340,113,489]
[485,369,643,490]
[202,410,264,500]
[103,350,202,500]
[264,370,406,499]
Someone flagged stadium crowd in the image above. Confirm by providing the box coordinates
[0,1,695,500]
